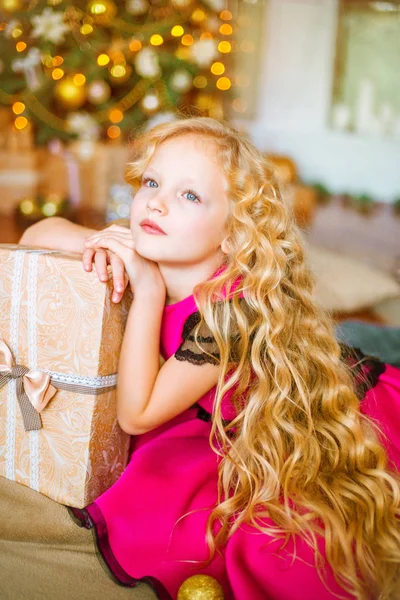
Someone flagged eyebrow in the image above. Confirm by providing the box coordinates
[143,169,203,188]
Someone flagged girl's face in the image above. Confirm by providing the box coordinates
[130,134,230,267]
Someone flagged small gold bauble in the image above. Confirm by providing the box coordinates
[86,0,117,26]
[177,575,225,600]
[0,0,24,12]
[54,76,87,110]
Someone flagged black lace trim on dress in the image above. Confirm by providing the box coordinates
[175,300,251,367]
[175,310,386,402]
[175,310,220,366]
[339,343,386,400]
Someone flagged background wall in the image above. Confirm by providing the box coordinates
[234,0,400,203]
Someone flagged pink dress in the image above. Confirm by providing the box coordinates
[70,292,400,600]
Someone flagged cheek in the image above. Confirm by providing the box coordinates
[130,194,144,221]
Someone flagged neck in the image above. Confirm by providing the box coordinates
[159,256,224,305]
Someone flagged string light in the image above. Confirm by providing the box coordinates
[220,10,232,20]
[73,74,86,86]
[90,2,106,15]
[42,201,57,217]
[193,75,207,88]
[171,25,184,37]
[216,76,231,90]
[181,34,194,46]
[110,64,126,78]
[129,39,142,51]
[109,108,123,123]
[80,24,94,35]
[14,116,28,130]
[150,34,163,46]
[20,199,35,215]
[191,9,205,22]
[211,62,225,75]
[11,26,23,38]
[52,56,64,66]
[97,53,110,66]
[218,41,231,53]
[107,125,120,138]
[219,24,232,35]
[52,68,64,80]
[16,41,26,52]
[12,102,25,115]
[200,32,213,40]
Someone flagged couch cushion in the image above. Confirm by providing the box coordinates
[307,244,400,313]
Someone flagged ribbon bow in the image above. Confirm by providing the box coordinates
[0,339,57,431]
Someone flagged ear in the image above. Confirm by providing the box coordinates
[220,236,231,255]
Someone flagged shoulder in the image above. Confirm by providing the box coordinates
[175,297,252,366]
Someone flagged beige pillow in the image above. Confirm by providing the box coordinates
[306,244,400,313]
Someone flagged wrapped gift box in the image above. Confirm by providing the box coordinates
[0,244,132,507]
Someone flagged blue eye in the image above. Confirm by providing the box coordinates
[184,190,200,203]
[143,177,158,188]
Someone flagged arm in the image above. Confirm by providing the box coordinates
[84,227,221,435]
[117,288,220,435]
[19,217,98,254]
[20,219,131,303]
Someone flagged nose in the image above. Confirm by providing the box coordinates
[146,193,168,215]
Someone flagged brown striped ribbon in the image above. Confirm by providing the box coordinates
[0,351,116,432]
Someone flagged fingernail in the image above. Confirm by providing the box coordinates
[101,276,108,281]
[112,294,118,302]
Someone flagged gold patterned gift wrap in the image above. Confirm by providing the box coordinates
[0,244,132,508]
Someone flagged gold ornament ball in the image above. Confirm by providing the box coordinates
[54,76,87,110]
[0,0,24,12]
[86,0,117,25]
[87,80,111,104]
[177,575,224,600]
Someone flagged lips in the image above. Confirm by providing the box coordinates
[139,219,166,235]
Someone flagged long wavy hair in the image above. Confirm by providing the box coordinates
[125,117,400,600]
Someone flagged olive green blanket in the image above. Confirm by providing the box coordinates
[0,476,157,600]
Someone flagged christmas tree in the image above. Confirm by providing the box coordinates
[0,0,236,145]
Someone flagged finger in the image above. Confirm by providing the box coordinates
[82,247,95,272]
[85,236,134,259]
[110,255,127,303]
[94,249,109,283]
[105,224,131,233]
[85,229,133,244]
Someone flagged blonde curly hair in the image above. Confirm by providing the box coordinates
[125,117,400,600]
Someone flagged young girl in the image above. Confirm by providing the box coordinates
[21,117,400,600]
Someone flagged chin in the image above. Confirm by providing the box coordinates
[134,239,164,262]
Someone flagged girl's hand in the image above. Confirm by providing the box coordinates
[83,225,165,301]
[83,225,130,304]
